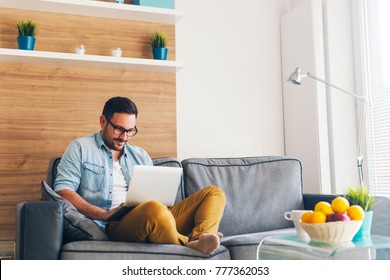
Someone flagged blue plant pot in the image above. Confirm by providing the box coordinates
[353,211,373,241]
[17,36,36,50]
[152,48,168,60]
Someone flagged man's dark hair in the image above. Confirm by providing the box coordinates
[102,96,138,119]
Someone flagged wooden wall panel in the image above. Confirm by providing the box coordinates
[0,7,177,242]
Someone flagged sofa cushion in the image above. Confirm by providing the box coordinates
[61,241,231,260]
[220,228,295,260]
[41,180,109,243]
[47,156,62,187]
[181,157,305,237]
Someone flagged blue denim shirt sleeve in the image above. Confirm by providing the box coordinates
[54,134,110,209]
[54,132,153,229]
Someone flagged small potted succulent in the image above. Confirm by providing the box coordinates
[16,20,38,50]
[148,31,168,60]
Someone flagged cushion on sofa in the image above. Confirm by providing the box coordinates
[61,241,231,260]
[41,180,109,243]
[220,228,295,260]
[181,156,305,237]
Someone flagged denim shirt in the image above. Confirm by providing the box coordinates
[54,132,153,229]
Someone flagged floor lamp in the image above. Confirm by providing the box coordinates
[287,67,366,187]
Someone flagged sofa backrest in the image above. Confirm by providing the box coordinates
[181,156,305,237]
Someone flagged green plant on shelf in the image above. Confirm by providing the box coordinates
[16,20,38,37]
[148,31,167,48]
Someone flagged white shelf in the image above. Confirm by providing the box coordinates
[0,0,184,24]
[0,48,184,73]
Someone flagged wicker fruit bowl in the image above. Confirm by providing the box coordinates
[300,220,362,243]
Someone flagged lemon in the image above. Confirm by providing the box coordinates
[301,212,313,223]
[310,212,327,224]
[347,205,365,220]
[331,196,350,214]
[314,201,333,216]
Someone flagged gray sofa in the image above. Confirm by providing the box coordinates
[16,156,390,260]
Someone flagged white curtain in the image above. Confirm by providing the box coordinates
[363,0,390,196]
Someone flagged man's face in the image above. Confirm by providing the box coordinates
[100,112,137,151]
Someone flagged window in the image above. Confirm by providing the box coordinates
[363,0,390,196]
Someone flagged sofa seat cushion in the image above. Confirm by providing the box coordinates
[61,241,231,260]
[220,228,296,260]
[181,157,304,237]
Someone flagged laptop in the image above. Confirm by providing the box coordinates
[106,165,182,221]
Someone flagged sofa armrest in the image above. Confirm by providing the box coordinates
[371,196,390,236]
[303,193,337,210]
[16,201,63,260]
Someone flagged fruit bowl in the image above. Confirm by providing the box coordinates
[300,220,362,243]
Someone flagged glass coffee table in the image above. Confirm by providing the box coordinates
[257,235,390,260]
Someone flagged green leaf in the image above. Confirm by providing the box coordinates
[344,185,374,211]
[16,20,38,37]
[149,31,167,48]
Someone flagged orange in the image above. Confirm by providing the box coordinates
[347,205,365,220]
[314,201,333,216]
[301,212,313,223]
[331,197,350,213]
[310,212,327,224]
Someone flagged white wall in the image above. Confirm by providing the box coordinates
[281,0,332,194]
[175,0,360,194]
[323,0,360,193]
[285,0,361,193]
[176,0,292,160]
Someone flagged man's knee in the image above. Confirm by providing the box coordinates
[139,200,174,225]
[203,185,226,204]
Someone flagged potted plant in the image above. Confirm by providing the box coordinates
[16,20,38,50]
[148,31,168,60]
[344,185,375,239]
[345,185,374,212]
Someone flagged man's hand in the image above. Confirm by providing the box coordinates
[102,202,125,221]
[58,189,124,221]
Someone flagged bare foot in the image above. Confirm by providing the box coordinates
[186,233,220,255]
[217,232,223,240]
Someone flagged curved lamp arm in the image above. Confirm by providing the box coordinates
[287,67,366,186]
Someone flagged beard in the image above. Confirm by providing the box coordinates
[101,127,126,152]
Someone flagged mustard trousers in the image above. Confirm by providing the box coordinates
[105,185,226,245]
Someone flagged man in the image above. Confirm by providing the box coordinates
[54,96,226,254]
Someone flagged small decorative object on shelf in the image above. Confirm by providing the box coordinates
[149,31,168,60]
[133,0,174,9]
[111,47,122,57]
[75,44,86,55]
[114,0,124,4]
[16,19,38,50]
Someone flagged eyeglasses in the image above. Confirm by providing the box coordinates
[105,116,138,137]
